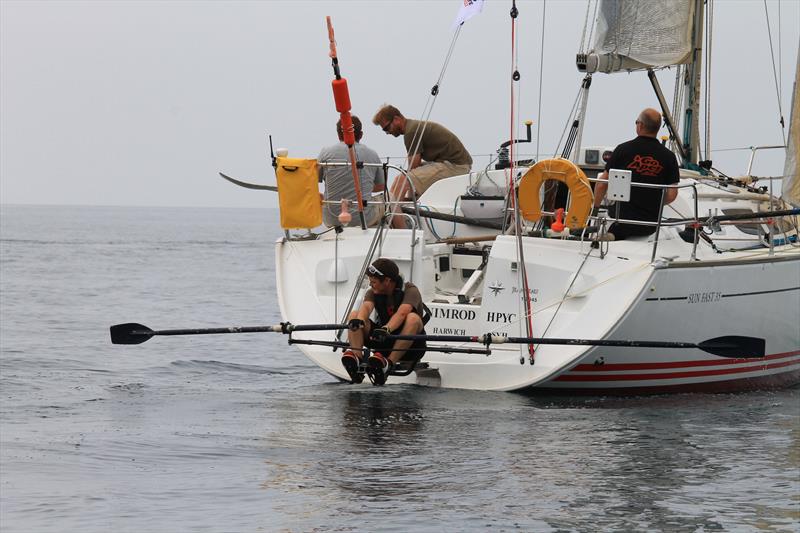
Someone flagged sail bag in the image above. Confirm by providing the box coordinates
[276,157,323,229]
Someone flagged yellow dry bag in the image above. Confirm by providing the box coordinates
[275,157,322,229]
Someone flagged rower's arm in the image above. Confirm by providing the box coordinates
[385,303,413,333]
[358,301,375,323]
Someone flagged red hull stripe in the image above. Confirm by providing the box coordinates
[570,349,800,372]
[555,357,800,382]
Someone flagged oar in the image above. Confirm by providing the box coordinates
[377,333,765,359]
[110,322,347,345]
[218,172,278,191]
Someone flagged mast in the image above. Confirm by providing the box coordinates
[682,0,705,167]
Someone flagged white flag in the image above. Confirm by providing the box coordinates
[451,0,484,30]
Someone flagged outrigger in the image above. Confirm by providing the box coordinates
[109,322,766,386]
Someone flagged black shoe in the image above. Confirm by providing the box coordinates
[341,351,364,384]
[366,352,392,386]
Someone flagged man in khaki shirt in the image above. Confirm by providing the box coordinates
[373,105,472,227]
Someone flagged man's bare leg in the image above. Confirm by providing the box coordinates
[346,311,371,357]
[388,314,424,363]
[389,175,411,229]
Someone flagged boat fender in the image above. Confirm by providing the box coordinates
[518,158,594,229]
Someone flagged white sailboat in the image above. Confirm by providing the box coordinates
[268,0,800,392]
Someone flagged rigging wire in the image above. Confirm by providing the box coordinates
[536,0,547,161]
[587,0,599,50]
[703,0,713,163]
[579,0,592,53]
[508,0,536,363]
[552,85,584,158]
[405,26,464,174]
[762,0,787,144]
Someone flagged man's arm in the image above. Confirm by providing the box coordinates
[663,157,680,205]
[384,303,413,333]
[664,186,678,205]
[408,153,422,170]
[372,166,386,192]
[593,171,609,208]
[357,301,375,323]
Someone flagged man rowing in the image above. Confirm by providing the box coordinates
[341,258,426,385]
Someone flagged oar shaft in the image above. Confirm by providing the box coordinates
[149,324,347,336]
[386,333,696,349]
[111,322,350,344]
[148,326,278,336]
[505,337,697,349]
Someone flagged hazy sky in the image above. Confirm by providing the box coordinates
[2,0,798,208]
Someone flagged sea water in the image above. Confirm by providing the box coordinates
[1,205,798,532]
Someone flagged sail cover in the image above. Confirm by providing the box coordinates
[593,0,695,68]
[782,49,800,207]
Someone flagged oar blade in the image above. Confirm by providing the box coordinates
[698,335,766,358]
[110,323,154,345]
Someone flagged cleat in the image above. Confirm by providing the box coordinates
[366,352,393,386]
[341,350,364,384]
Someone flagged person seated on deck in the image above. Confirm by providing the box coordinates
[341,258,426,386]
[317,116,386,228]
[592,108,680,240]
[372,104,472,229]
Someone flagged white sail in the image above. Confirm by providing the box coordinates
[580,0,695,73]
[782,47,800,207]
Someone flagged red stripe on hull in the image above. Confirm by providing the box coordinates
[556,358,800,382]
[570,350,800,372]
[534,369,800,395]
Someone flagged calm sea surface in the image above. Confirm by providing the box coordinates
[1,204,798,532]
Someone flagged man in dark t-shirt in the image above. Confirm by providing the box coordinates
[341,258,426,385]
[593,108,680,240]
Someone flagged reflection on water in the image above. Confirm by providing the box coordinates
[259,386,799,531]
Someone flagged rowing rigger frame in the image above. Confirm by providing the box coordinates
[109,321,767,383]
[285,329,490,378]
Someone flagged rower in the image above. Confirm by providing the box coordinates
[342,258,427,385]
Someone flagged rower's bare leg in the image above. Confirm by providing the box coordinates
[346,311,371,358]
[388,314,423,364]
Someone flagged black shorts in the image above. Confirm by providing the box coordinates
[608,222,656,241]
[365,320,427,362]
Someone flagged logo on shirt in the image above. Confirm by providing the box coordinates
[627,155,663,177]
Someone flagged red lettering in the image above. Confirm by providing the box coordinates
[627,155,663,177]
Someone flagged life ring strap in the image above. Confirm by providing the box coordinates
[518,158,594,229]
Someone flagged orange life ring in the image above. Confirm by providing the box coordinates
[518,158,594,229]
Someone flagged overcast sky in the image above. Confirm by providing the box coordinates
[1,0,798,208]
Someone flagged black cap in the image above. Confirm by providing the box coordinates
[368,258,399,280]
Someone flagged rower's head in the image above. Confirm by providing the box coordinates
[366,258,401,294]
[373,104,405,137]
[636,108,662,137]
[337,116,363,142]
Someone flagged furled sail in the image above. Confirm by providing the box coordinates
[578,0,695,73]
[782,48,800,207]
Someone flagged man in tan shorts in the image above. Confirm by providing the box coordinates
[373,105,472,227]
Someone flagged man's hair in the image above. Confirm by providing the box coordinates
[638,109,662,134]
[336,116,363,142]
[372,105,403,126]
[368,257,402,285]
